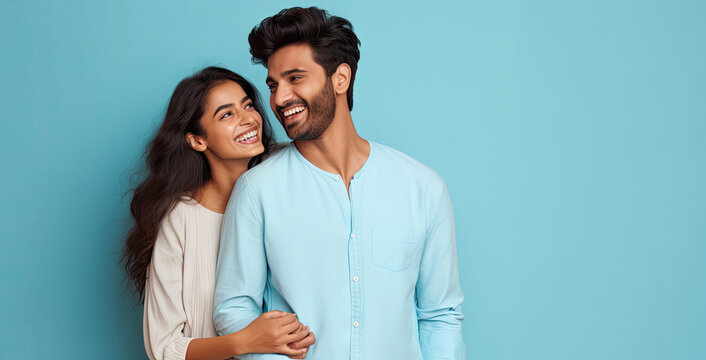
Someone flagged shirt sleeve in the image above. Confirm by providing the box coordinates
[213,178,287,360]
[143,202,194,360]
[416,183,466,359]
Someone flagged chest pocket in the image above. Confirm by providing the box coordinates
[372,226,424,272]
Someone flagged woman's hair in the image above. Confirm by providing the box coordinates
[122,66,276,301]
[248,6,361,110]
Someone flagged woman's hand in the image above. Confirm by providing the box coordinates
[286,324,316,359]
[231,311,315,358]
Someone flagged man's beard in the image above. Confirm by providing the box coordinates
[284,79,336,140]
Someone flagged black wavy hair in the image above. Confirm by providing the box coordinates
[122,66,276,301]
[248,6,361,110]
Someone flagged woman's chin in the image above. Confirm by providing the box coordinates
[243,144,266,159]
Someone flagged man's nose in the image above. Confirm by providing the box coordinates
[273,83,293,108]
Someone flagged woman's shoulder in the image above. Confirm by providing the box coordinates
[155,196,218,249]
[156,197,201,238]
[164,196,196,219]
[177,195,199,208]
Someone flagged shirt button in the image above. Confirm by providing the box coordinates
[353,321,359,328]
[353,276,359,282]
[350,233,356,239]
[334,175,341,181]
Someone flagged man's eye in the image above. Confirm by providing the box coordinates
[290,76,301,81]
[267,84,276,93]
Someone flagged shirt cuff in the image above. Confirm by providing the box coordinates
[162,337,193,360]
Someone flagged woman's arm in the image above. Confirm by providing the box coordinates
[144,203,314,360]
[185,311,311,359]
[143,203,195,359]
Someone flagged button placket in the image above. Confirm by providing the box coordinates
[347,181,363,359]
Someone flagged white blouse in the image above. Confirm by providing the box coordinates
[143,197,224,360]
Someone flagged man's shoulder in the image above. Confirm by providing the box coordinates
[372,142,446,188]
[239,143,294,186]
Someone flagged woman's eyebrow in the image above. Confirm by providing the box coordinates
[213,103,233,116]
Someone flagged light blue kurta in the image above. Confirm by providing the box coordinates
[214,141,465,359]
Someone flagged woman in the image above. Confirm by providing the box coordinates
[122,67,314,359]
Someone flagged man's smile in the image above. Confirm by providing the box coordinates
[280,105,308,128]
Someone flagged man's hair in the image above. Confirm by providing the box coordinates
[248,7,361,110]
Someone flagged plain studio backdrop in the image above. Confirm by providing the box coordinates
[1,0,704,359]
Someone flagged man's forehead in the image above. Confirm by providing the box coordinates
[266,43,318,78]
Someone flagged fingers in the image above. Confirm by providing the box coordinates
[285,325,310,344]
[288,349,308,360]
[288,331,316,349]
[280,318,303,334]
[276,313,298,323]
[278,345,307,358]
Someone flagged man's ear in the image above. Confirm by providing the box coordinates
[332,63,351,95]
[186,132,207,152]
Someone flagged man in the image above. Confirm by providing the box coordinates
[214,7,465,359]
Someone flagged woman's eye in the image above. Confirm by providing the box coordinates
[245,103,254,110]
[220,112,232,120]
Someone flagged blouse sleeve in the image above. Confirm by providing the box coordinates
[143,202,194,360]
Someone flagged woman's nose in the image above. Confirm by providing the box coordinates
[240,114,256,127]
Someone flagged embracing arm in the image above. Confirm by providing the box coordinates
[186,312,310,359]
[144,202,311,360]
[416,184,466,359]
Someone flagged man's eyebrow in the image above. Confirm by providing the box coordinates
[281,68,307,77]
[213,103,233,116]
[266,68,308,84]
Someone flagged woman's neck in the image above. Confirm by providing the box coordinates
[194,157,249,214]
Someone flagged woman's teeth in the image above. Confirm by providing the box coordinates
[283,106,306,117]
[235,130,257,143]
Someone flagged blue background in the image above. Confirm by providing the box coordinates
[1,0,704,359]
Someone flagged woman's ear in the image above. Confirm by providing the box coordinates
[185,132,207,152]
[332,63,351,95]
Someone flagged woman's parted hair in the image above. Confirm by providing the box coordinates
[122,66,276,302]
[248,7,361,110]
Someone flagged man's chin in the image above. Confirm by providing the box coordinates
[288,132,310,141]
[286,123,309,140]
[289,130,317,141]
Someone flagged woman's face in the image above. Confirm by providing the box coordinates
[193,81,265,162]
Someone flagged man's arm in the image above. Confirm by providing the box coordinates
[213,178,287,359]
[416,183,466,359]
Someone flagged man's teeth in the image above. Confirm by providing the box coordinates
[283,106,306,117]
[235,130,257,142]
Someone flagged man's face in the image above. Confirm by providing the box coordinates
[266,43,336,140]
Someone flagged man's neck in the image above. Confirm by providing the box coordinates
[294,110,370,189]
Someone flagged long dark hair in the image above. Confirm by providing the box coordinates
[122,66,276,301]
[248,7,361,110]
